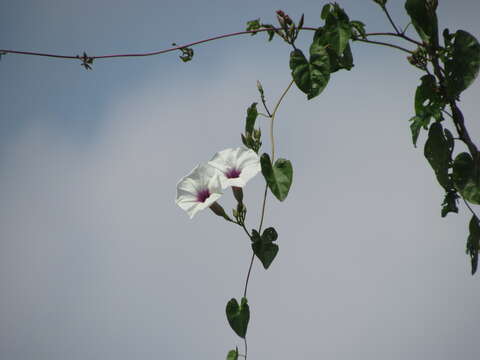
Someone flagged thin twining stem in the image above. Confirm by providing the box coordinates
[243,253,255,299]
[243,78,294,299]
[379,4,401,35]
[463,197,480,220]
[270,79,295,162]
[242,79,295,358]
[0,27,419,63]
[0,27,313,61]
[365,32,423,47]
[354,37,415,54]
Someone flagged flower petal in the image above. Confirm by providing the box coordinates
[208,147,261,188]
[175,163,224,218]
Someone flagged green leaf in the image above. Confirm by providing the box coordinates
[467,215,480,275]
[452,152,480,204]
[313,23,354,73]
[445,30,480,97]
[318,4,352,56]
[415,75,439,116]
[246,19,261,34]
[251,227,279,269]
[225,298,250,338]
[441,190,459,217]
[405,0,439,46]
[226,348,239,360]
[260,153,293,201]
[245,103,258,134]
[321,4,333,20]
[252,242,279,270]
[177,46,194,62]
[262,227,278,242]
[350,20,366,39]
[409,115,430,147]
[410,74,444,147]
[290,45,330,100]
[321,22,351,57]
[424,122,453,190]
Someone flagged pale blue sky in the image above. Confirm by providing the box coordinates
[1,1,480,359]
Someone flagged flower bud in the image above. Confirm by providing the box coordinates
[209,201,231,221]
[232,186,244,204]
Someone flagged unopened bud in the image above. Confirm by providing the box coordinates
[256,80,264,94]
[232,186,244,204]
[209,201,231,221]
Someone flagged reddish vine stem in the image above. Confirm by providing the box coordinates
[0,28,417,64]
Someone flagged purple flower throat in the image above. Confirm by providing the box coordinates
[196,188,211,203]
[226,168,241,179]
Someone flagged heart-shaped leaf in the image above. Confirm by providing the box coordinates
[290,43,330,100]
[251,227,279,269]
[260,153,293,201]
[225,298,250,338]
[252,242,279,270]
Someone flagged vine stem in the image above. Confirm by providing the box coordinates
[463,197,479,220]
[0,28,417,63]
[366,32,423,47]
[270,79,295,162]
[241,79,294,359]
[0,27,314,61]
[380,4,401,35]
[353,37,415,55]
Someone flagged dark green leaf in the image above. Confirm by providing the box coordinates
[317,4,351,56]
[262,227,278,242]
[410,74,444,147]
[313,27,354,73]
[251,227,279,270]
[251,229,262,242]
[321,4,332,20]
[226,348,239,360]
[409,115,430,147]
[245,103,258,134]
[452,152,480,204]
[424,122,453,190]
[445,30,480,96]
[290,46,330,100]
[350,20,366,39]
[260,153,293,201]
[441,190,459,217]
[415,75,438,116]
[226,298,250,338]
[252,242,279,270]
[467,215,480,275]
[405,0,439,46]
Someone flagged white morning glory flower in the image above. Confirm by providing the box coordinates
[176,164,224,219]
[208,147,261,188]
